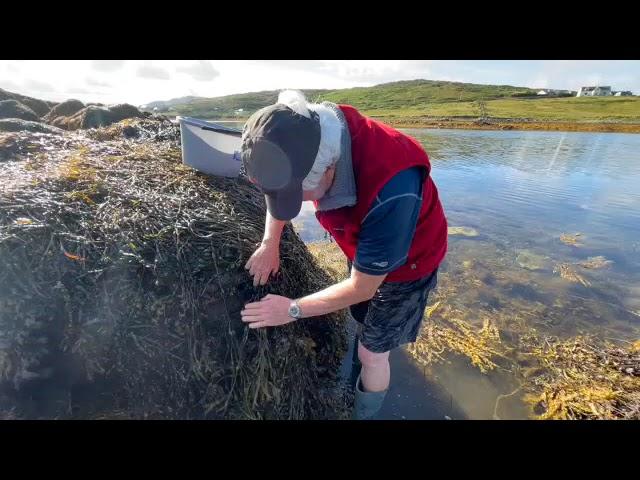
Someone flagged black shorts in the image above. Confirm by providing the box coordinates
[348,262,438,353]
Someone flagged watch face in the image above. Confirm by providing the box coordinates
[289,303,300,318]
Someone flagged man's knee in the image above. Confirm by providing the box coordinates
[358,342,389,368]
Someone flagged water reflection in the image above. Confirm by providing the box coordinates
[294,128,640,418]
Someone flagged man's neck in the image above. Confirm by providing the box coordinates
[316,103,357,211]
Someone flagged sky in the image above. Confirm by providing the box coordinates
[0,60,638,106]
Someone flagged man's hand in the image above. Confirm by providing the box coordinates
[241,294,294,329]
[245,240,280,286]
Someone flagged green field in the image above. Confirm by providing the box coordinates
[363,97,640,123]
[316,79,535,109]
[157,79,640,124]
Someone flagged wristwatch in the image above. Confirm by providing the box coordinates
[288,300,302,319]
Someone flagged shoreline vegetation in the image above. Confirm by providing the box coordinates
[200,116,640,134]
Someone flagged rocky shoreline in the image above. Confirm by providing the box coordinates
[1,87,159,135]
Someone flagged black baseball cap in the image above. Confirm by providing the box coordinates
[241,103,321,221]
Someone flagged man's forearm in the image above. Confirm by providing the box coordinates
[297,276,382,318]
[241,266,385,329]
[262,210,286,244]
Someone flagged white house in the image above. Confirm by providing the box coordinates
[577,86,612,97]
[537,89,574,97]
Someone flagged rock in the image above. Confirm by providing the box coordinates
[108,103,143,122]
[62,104,145,131]
[0,118,64,134]
[0,88,51,117]
[87,117,180,143]
[18,98,50,118]
[0,100,40,122]
[0,133,20,161]
[50,116,70,129]
[515,249,548,271]
[44,99,85,122]
[66,105,114,130]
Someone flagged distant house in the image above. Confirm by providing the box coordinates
[537,89,574,97]
[613,91,633,96]
[577,86,612,97]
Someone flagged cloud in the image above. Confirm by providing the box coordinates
[136,64,171,80]
[529,60,640,91]
[86,77,111,88]
[176,61,219,81]
[249,60,435,86]
[92,60,126,72]
[331,60,435,85]
[67,86,91,94]
[0,79,21,92]
[530,74,550,89]
[25,79,55,93]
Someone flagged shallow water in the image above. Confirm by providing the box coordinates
[293,128,640,419]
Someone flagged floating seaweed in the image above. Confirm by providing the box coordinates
[578,256,613,270]
[448,226,479,237]
[519,334,640,419]
[409,304,507,374]
[554,263,592,287]
[560,233,584,247]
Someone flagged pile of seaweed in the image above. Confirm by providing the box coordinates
[0,119,347,419]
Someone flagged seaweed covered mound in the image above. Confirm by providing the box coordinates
[0,120,347,419]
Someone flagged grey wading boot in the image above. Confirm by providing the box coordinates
[352,373,388,420]
[350,323,362,390]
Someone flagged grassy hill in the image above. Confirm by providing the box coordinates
[158,89,331,118]
[156,80,536,118]
[317,79,536,110]
[151,79,640,127]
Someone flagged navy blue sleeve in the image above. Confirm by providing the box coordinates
[353,167,424,276]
